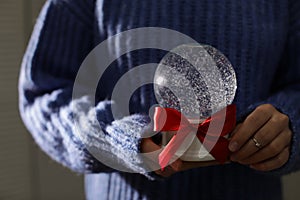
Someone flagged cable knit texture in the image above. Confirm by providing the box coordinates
[19,0,300,199]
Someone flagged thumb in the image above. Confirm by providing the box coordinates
[141,138,182,171]
[141,138,161,153]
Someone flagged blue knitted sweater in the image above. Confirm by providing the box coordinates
[19,0,300,199]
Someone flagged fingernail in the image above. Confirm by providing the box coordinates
[230,155,236,161]
[249,165,255,169]
[229,141,239,152]
[171,160,181,171]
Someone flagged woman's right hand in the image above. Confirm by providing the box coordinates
[140,137,220,177]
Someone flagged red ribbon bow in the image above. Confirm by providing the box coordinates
[153,104,236,169]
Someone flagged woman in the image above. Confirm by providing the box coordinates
[19,0,300,199]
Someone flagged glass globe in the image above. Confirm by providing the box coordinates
[154,44,237,120]
[154,44,237,161]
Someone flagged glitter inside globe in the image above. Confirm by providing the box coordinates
[154,44,237,119]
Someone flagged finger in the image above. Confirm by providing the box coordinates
[141,138,182,172]
[180,160,220,171]
[229,123,242,138]
[154,166,176,177]
[250,146,290,171]
[230,118,283,161]
[239,129,292,165]
[229,104,273,152]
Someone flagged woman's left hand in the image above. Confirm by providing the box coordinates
[228,104,292,171]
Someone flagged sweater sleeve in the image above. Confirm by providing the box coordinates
[18,0,155,179]
[246,0,300,176]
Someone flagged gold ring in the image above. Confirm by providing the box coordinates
[252,137,262,148]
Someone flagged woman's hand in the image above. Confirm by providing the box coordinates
[141,138,219,177]
[229,104,292,171]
